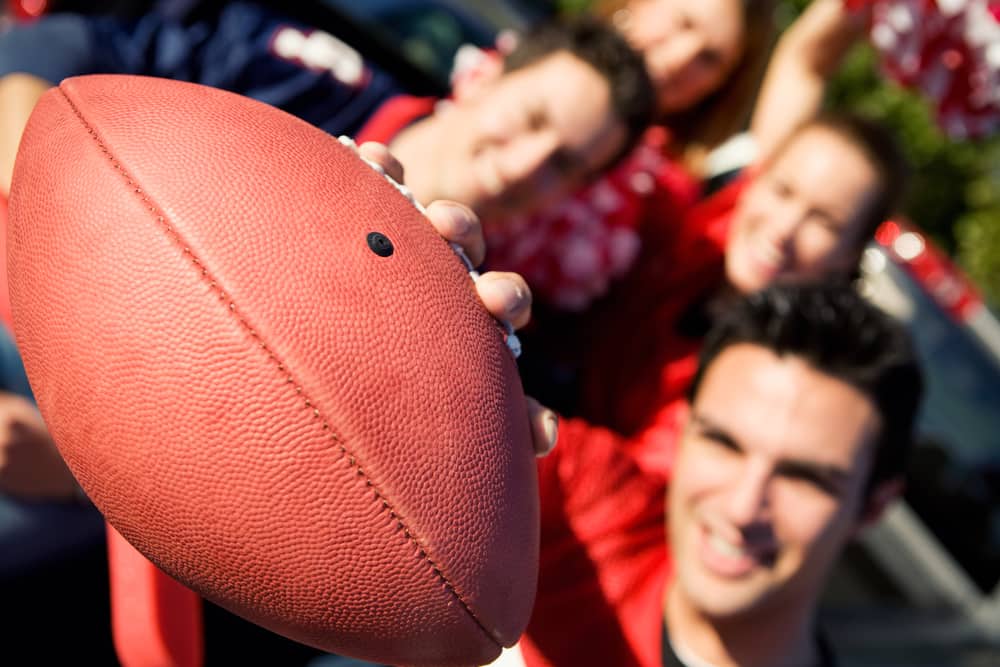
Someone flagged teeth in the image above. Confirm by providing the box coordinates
[709,532,746,559]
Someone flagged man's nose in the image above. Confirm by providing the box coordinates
[502,132,562,188]
[767,202,807,246]
[724,459,772,527]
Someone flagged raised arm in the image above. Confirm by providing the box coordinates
[750,0,867,162]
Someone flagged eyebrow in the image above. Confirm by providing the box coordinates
[690,412,852,492]
[809,205,848,230]
[768,174,850,231]
[690,413,741,450]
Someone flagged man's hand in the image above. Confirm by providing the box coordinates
[357,141,558,456]
[0,391,80,499]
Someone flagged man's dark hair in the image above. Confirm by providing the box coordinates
[503,16,655,172]
[689,284,924,497]
[775,113,911,250]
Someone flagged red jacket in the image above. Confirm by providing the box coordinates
[523,418,671,667]
[581,176,748,450]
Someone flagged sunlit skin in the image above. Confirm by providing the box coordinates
[391,52,626,221]
[665,344,892,666]
[725,126,881,295]
[620,0,745,114]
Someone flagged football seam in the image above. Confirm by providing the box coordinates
[58,83,501,650]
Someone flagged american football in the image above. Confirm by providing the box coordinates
[7,74,538,667]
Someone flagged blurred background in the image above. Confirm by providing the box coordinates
[3,1,999,665]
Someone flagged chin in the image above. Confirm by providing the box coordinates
[681,586,762,620]
[727,265,766,296]
[675,549,782,617]
[686,580,778,621]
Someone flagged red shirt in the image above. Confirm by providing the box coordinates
[580,176,749,454]
[522,418,671,667]
[354,94,437,145]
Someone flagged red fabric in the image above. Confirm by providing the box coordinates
[107,526,204,667]
[579,175,749,443]
[353,94,437,145]
[483,127,702,311]
[522,418,671,667]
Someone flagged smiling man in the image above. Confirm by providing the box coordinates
[662,285,922,667]
[362,17,654,221]
[523,283,923,667]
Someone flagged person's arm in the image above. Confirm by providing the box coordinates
[0,73,53,198]
[0,390,80,499]
[750,0,868,163]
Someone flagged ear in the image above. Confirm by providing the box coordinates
[853,477,904,536]
[451,48,504,104]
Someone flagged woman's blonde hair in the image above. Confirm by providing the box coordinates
[590,0,777,175]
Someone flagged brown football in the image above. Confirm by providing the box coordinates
[7,74,538,667]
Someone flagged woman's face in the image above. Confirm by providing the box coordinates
[620,0,746,114]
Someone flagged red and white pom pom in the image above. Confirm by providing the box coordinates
[850,0,1000,138]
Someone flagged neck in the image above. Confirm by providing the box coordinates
[385,108,445,208]
[664,582,820,667]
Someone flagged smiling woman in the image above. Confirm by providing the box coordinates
[725,113,909,294]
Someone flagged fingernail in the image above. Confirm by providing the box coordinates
[443,203,472,237]
[497,279,528,319]
[538,411,558,457]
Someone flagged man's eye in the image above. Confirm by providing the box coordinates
[781,468,840,497]
[814,213,846,233]
[698,432,740,455]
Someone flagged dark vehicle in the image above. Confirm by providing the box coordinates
[821,221,1000,666]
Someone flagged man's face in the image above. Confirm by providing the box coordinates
[725,127,881,294]
[432,51,627,220]
[668,343,881,620]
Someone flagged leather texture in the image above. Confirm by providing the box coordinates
[8,74,538,667]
